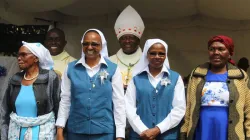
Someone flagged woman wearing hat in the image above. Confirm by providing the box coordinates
[56,29,126,140]
[180,35,250,140]
[1,42,60,140]
[125,39,186,140]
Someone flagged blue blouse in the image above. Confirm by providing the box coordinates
[15,85,39,140]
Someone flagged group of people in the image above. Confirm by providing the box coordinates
[1,5,250,140]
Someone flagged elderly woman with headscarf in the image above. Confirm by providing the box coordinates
[0,41,60,140]
[125,39,186,140]
[180,35,250,140]
[55,29,126,140]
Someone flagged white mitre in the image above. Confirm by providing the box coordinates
[114,5,145,40]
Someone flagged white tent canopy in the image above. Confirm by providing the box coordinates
[1,0,250,76]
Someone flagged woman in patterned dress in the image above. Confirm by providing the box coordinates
[180,35,250,140]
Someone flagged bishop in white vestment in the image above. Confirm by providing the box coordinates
[110,5,145,89]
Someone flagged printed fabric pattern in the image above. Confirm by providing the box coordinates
[8,112,55,140]
[201,82,229,106]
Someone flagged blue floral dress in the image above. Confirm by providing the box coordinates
[195,70,229,140]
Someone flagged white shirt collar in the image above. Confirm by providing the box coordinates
[141,66,170,77]
[75,56,108,69]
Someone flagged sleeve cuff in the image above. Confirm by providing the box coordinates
[55,117,67,127]
[156,122,168,134]
[138,125,148,134]
[130,118,148,134]
[116,127,125,138]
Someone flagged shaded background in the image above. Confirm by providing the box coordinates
[1,0,250,76]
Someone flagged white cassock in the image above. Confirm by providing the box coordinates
[52,50,76,77]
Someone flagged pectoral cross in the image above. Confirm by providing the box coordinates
[125,63,134,85]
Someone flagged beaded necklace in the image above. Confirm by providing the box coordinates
[24,72,39,81]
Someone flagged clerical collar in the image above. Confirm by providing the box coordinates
[116,47,142,67]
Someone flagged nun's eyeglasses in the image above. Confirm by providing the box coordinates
[17,52,33,58]
[148,52,166,57]
[82,42,101,47]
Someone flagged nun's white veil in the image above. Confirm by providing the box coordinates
[132,39,170,76]
[80,29,108,58]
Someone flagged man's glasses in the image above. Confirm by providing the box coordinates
[148,52,166,57]
[17,52,33,58]
[82,42,101,47]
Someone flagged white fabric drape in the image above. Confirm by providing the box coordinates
[8,112,55,140]
[22,41,54,70]
[80,29,109,59]
[133,39,170,76]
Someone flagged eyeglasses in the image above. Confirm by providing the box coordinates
[208,47,227,53]
[82,42,101,47]
[148,52,166,57]
[17,52,33,58]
